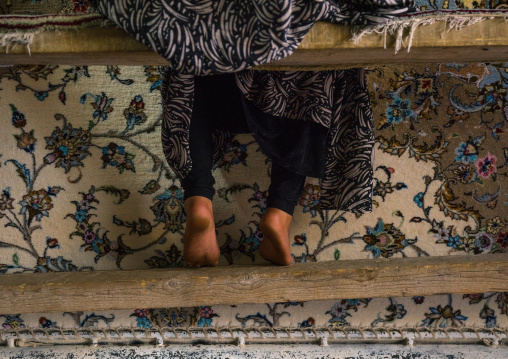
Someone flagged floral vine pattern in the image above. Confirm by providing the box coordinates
[0,61,507,330]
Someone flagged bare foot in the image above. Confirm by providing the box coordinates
[258,208,294,266]
[183,196,220,268]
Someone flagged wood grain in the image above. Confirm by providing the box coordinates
[0,17,507,66]
[1,254,507,314]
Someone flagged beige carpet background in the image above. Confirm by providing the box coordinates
[0,63,506,330]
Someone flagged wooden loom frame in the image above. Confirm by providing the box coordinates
[0,18,508,315]
[0,18,507,66]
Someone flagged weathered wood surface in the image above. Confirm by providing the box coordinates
[0,17,507,66]
[1,254,507,314]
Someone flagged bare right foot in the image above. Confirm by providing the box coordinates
[258,208,294,266]
[183,196,220,268]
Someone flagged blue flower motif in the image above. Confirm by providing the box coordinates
[299,317,315,328]
[300,184,321,218]
[346,299,360,306]
[80,92,115,121]
[151,186,185,233]
[413,192,424,208]
[18,188,53,225]
[90,237,107,254]
[197,317,213,327]
[485,315,497,328]
[386,98,411,125]
[150,79,162,92]
[58,145,69,156]
[101,143,135,174]
[125,113,144,130]
[363,218,414,259]
[155,187,184,201]
[454,136,484,164]
[136,316,152,328]
[1,314,26,329]
[39,317,57,328]
[75,210,87,222]
[34,91,49,101]
[10,104,26,128]
[455,142,477,163]
[245,230,263,252]
[446,235,462,249]
[422,305,468,328]
[394,303,407,319]
[365,245,380,258]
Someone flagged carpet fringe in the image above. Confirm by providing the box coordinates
[0,326,506,348]
[352,14,505,54]
[0,32,36,55]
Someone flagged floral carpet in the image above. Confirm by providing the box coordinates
[0,62,507,331]
[0,0,507,335]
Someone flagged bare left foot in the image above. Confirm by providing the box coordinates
[258,208,293,266]
[183,196,220,268]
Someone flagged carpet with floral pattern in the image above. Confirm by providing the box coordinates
[0,0,507,335]
[0,61,506,331]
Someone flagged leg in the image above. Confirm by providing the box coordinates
[259,162,306,266]
[181,73,248,267]
[180,78,220,268]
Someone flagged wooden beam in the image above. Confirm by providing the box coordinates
[1,254,507,314]
[0,17,507,66]
[0,26,168,65]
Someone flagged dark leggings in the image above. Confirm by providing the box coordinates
[181,74,306,216]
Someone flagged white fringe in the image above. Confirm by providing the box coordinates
[352,15,500,54]
[0,32,37,55]
[1,326,506,348]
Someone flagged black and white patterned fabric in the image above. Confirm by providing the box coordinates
[237,70,375,211]
[98,0,415,213]
[98,0,414,75]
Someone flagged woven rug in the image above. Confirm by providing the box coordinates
[0,0,507,342]
[0,62,506,333]
[0,0,99,15]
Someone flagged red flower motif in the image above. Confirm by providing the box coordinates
[475,153,497,179]
[73,0,90,13]
[134,309,148,317]
[497,232,508,248]
[200,307,214,319]
[46,238,59,248]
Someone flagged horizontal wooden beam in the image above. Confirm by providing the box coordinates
[0,17,507,66]
[1,254,507,314]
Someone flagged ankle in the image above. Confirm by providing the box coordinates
[262,208,292,227]
[185,196,213,214]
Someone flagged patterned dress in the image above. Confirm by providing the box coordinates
[97,0,415,213]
